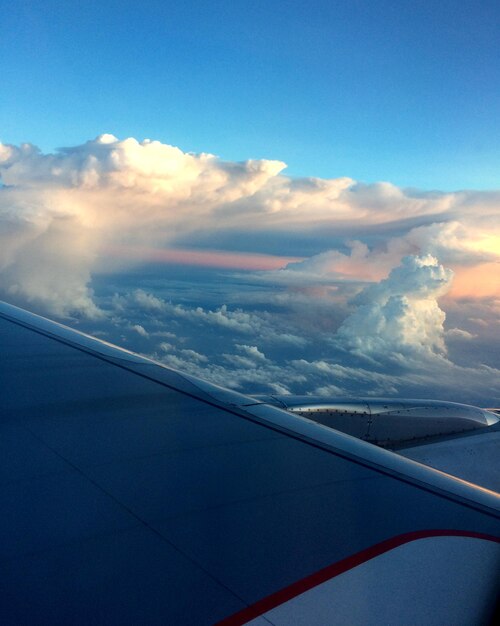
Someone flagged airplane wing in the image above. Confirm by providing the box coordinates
[1,300,499,625]
[257,395,500,493]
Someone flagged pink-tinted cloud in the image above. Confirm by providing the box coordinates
[0,134,499,317]
[105,244,303,271]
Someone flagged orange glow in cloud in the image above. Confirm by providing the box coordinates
[448,262,500,299]
[464,235,500,258]
[106,244,303,271]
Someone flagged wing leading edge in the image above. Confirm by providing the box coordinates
[0,300,499,625]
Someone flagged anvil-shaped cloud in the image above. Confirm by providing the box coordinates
[1,134,498,315]
[1,135,499,404]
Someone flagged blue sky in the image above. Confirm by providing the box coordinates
[1,0,499,189]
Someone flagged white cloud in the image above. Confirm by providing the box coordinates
[131,323,149,337]
[235,344,268,361]
[152,330,177,338]
[77,260,500,405]
[131,290,166,311]
[0,135,285,315]
[1,135,499,316]
[125,289,265,335]
[159,341,174,352]
[1,135,500,405]
[180,349,208,363]
[252,220,499,294]
[446,328,477,340]
[335,255,453,361]
[311,384,346,397]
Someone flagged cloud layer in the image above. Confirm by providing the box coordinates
[1,135,499,404]
[1,134,499,315]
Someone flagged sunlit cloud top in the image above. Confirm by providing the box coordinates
[1,134,499,404]
[1,135,499,317]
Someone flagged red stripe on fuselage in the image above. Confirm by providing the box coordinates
[217,529,500,626]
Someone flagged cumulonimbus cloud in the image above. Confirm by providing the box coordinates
[0,134,499,318]
[335,255,453,361]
